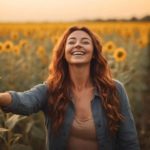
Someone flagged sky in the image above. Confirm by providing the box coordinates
[0,0,150,22]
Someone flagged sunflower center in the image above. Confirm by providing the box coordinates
[6,45,10,49]
[117,52,123,57]
[108,45,112,49]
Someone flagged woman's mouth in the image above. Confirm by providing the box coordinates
[71,50,86,56]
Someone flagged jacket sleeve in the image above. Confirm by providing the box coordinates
[1,83,49,115]
[115,80,140,150]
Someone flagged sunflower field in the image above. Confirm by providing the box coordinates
[0,22,150,150]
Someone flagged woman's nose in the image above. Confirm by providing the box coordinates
[74,42,82,48]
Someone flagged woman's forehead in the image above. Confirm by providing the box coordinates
[67,30,91,40]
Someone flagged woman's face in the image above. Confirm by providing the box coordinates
[65,30,94,65]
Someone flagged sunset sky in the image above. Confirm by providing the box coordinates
[0,0,150,22]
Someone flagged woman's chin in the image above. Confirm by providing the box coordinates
[68,61,90,66]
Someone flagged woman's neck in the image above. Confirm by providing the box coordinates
[68,64,93,91]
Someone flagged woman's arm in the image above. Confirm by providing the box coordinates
[0,83,49,115]
[115,80,140,150]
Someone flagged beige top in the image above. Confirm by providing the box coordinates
[67,115,99,150]
[67,87,99,150]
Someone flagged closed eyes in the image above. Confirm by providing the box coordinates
[67,40,90,45]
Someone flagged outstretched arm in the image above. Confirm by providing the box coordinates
[0,83,49,115]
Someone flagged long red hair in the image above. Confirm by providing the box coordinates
[46,26,125,137]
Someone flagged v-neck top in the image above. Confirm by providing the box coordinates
[67,88,99,150]
[67,115,99,150]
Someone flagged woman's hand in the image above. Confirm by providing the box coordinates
[0,92,12,107]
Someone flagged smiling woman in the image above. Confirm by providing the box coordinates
[0,26,140,150]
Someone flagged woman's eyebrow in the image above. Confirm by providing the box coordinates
[68,37,76,40]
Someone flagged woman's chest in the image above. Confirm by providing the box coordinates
[71,91,95,121]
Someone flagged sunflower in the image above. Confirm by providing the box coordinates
[23,30,33,38]
[3,40,14,52]
[103,41,116,53]
[13,45,20,55]
[10,31,19,40]
[36,45,49,65]
[0,42,4,53]
[122,30,132,39]
[113,47,127,62]
[19,39,28,48]
[36,46,46,57]
[51,35,59,45]
[137,37,148,48]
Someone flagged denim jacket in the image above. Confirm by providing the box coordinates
[1,80,140,150]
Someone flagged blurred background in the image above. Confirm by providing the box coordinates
[0,0,150,149]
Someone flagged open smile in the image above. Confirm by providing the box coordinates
[71,50,86,56]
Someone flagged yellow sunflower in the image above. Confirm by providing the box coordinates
[3,40,14,52]
[10,31,19,40]
[36,45,49,65]
[113,47,127,62]
[137,37,148,48]
[0,42,4,53]
[19,39,28,48]
[36,46,46,57]
[23,30,33,38]
[103,41,116,53]
[13,45,20,55]
[51,35,59,45]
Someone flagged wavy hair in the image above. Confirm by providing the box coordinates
[46,26,125,137]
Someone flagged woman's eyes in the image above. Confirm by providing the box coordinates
[67,41,90,45]
[82,41,90,44]
[68,41,75,44]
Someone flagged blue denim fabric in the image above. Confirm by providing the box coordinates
[1,80,140,150]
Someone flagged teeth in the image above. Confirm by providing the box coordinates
[72,51,85,55]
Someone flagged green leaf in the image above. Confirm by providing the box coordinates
[5,115,27,130]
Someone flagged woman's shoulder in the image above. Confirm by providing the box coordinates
[30,82,49,90]
[113,79,124,87]
[112,79,129,104]
[112,79,125,93]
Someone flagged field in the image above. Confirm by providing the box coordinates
[0,22,150,150]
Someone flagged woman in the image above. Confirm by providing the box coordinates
[0,26,140,150]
